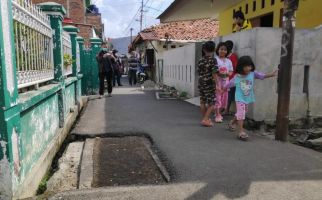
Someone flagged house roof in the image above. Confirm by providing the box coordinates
[133,18,219,44]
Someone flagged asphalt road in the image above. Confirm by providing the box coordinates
[53,83,322,200]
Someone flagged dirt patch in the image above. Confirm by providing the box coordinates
[92,137,166,187]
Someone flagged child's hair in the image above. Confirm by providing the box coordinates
[202,41,216,54]
[233,10,245,20]
[225,40,234,52]
[216,42,230,57]
[235,56,255,74]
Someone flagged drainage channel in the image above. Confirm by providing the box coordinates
[36,135,171,199]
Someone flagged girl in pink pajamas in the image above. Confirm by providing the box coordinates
[214,42,233,123]
[225,56,278,141]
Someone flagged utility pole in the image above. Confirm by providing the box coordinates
[140,0,144,31]
[275,0,299,142]
[130,28,133,43]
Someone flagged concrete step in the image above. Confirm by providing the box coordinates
[42,142,84,197]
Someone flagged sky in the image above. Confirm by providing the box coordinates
[94,0,174,39]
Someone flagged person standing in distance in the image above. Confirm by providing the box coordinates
[96,42,113,98]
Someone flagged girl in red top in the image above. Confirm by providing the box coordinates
[224,40,238,115]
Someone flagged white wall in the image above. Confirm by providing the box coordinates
[215,27,322,121]
[162,43,199,97]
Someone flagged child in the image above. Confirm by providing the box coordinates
[224,40,238,115]
[225,56,278,140]
[198,41,218,127]
[214,42,234,123]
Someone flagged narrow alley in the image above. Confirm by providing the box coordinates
[48,80,322,200]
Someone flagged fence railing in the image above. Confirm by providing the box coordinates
[62,31,73,76]
[12,0,54,88]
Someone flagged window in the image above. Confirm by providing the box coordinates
[239,6,242,11]
[271,0,275,5]
[253,1,256,11]
[262,0,265,8]
[246,4,249,14]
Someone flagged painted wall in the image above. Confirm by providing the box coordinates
[65,82,76,117]
[214,27,322,121]
[19,94,60,184]
[159,0,239,23]
[163,43,202,97]
[219,0,322,36]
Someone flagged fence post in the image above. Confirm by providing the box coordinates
[38,2,66,128]
[0,0,21,199]
[89,37,102,94]
[63,25,80,77]
[76,37,84,107]
[82,49,92,95]
[76,37,86,95]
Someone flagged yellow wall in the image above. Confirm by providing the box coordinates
[219,0,322,36]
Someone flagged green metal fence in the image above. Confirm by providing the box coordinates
[12,0,54,89]
[0,0,102,199]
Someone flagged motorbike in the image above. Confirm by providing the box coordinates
[137,64,148,84]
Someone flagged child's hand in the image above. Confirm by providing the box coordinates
[272,69,279,77]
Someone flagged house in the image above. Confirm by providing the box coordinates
[157,0,322,122]
[132,18,219,81]
[32,0,104,47]
[158,0,322,36]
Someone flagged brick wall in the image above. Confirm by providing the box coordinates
[73,24,92,47]
[32,0,104,46]
[69,0,85,23]
[32,0,86,23]
[86,14,104,38]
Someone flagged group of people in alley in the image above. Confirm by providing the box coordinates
[198,11,277,141]
[96,43,140,98]
[198,40,278,141]
[96,43,123,98]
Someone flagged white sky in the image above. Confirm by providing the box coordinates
[94,0,175,39]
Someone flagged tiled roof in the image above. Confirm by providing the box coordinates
[135,18,219,43]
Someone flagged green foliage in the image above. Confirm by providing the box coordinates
[36,172,50,195]
[63,54,72,69]
[179,91,188,98]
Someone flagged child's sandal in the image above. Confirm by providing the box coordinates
[201,119,213,127]
[228,121,236,131]
[237,132,249,141]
